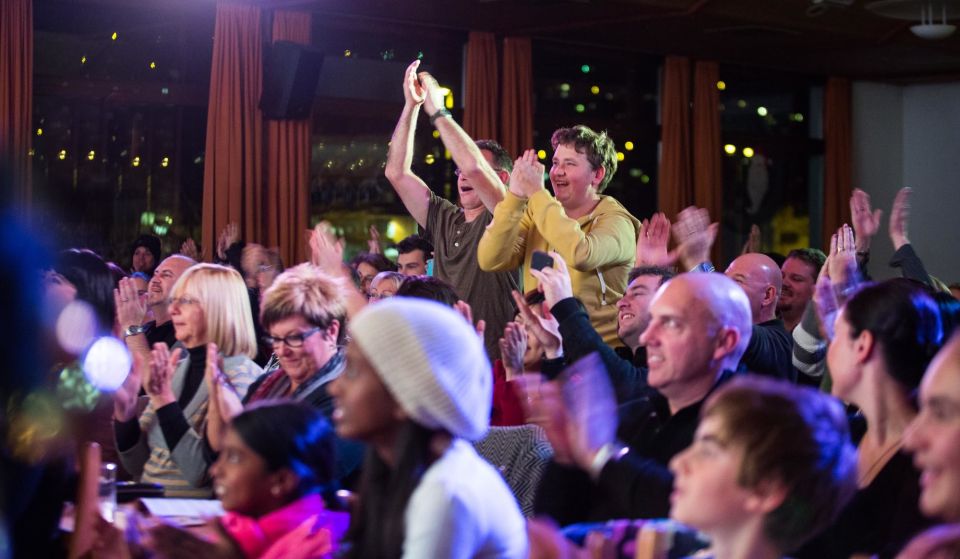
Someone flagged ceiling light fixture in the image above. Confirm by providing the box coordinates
[912,3,956,38]
[867,0,957,40]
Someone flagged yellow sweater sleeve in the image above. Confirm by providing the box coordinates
[477,191,531,272]
[527,190,637,272]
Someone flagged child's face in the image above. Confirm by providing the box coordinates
[668,416,760,536]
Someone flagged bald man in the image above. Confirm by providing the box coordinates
[534,273,753,523]
[725,253,796,381]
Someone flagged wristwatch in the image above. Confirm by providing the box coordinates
[429,108,452,126]
[123,324,148,338]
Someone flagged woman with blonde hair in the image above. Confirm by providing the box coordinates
[206,263,363,486]
[113,263,263,497]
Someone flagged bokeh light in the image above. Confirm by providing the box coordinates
[83,337,131,391]
[56,300,98,356]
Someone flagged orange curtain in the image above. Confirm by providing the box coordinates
[823,77,852,245]
[464,32,498,142]
[659,56,693,220]
[692,60,722,260]
[202,2,263,259]
[501,37,534,158]
[0,0,33,209]
[265,11,311,268]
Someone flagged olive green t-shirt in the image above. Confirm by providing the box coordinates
[426,192,521,361]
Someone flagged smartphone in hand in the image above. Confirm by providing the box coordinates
[531,250,554,271]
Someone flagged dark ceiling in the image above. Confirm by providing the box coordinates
[37,0,960,81]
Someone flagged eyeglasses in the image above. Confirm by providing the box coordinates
[263,327,321,348]
[166,296,201,307]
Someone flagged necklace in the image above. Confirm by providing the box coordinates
[858,436,904,487]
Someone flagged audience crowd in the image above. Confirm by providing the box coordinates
[4,62,960,559]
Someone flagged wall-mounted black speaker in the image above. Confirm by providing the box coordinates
[260,41,324,120]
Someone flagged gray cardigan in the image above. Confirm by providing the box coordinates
[118,351,262,497]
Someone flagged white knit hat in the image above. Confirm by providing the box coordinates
[348,297,492,441]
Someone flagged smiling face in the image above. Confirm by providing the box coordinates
[905,337,960,521]
[617,275,662,349]
[268,314,338,389]
[639,281,722,403]
[549,143,602,212]
[778,257,817,316]
[328,342,404,447]
[210,427,282,517]
[148,257,193,308]
[670,416,758,535]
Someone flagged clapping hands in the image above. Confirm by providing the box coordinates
[144,344,181,408]
[509,149,546,199]
[402,60,425,107]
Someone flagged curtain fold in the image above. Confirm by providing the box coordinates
[202,2,263,260]
[692,60,722,261]
[659,56,693,220]
[265,10,312,268]
[823,77,852,245]
[500,37,534,158]
[464,32,498,142]
[0,0,33,208]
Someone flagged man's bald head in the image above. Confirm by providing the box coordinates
[641,273,753,399]
[725,253,782,324]
[148,254,196,320]
[681,273,754,364]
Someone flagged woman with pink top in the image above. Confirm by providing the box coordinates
[146,402,348,559]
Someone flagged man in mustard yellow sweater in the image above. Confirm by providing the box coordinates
[478,126,640,346]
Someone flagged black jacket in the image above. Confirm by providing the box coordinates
[550,297,648,403]
[533,370,736,525]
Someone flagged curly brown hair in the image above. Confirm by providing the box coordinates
[550,125,618,192]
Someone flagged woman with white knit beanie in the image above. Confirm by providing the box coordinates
[328,297,528,559]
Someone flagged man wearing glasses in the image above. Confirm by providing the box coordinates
[385,60,520,360]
